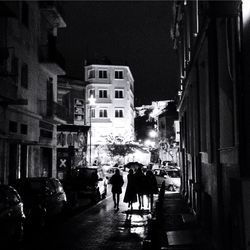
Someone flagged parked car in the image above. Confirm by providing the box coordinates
[153,168,180,191]
[0,185,25,245]
[13,177,67,228]
[64,167,108,208]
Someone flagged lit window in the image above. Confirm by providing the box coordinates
[115,109,124,118]
[99,109,108,118]
[115,90,124,98]
[99,89,108,98]
[115,70,123,79]
[99,70,107,79]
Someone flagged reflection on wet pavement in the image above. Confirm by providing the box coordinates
[22,182,156,250]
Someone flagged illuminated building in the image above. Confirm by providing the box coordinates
[84,64,135,164]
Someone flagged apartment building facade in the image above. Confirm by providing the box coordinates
[84,64,135,164]
[0,1,67,184]
[172,1,250,249]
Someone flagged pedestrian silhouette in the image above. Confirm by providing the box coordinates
[123,169,137,210]
[145,170,159,211]
[134,167,147,210]
[110,169,124,210]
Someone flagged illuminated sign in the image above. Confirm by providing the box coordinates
[57,131,87,149]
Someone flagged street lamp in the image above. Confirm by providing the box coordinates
[88,95,96,166]
[149,130,157,138]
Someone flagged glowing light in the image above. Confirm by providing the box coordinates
[88,95,96,106]
[144,139,155,148]
[243,0,250,25]
[149,130,157,138]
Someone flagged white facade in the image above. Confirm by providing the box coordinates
[84,65,135,163]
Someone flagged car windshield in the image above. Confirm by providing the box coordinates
[72,168,94,178]
[16,180,46,197]
[71,168,99,184]
[166,170,180,178]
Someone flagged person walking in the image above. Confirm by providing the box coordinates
[134,167,147,210]
[123,169,137,210]
[145,170,159,211]
[110,168,124,210]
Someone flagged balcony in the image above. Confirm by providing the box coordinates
[38,100,70,123]
[39,45,65,75]
[96,98,112,104]
[53,101,70,122]
[39,1,66,28]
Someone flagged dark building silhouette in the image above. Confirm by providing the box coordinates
[172,1,250,249]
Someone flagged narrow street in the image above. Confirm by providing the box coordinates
[22,179,153,250]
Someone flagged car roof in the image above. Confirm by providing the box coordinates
[73,167,100,171]
[0,184,16,191]
[15,177,56,182]
[0,185,20,196]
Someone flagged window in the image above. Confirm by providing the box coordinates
[21,1,29,28]
[21,63,28,88]
[20,124,28,135]
[9,121,17,133]
[99,70,107,79]
[89,89,95,97]
[11,56,19,84]
[115,109,124,118]
[99,90,108,98]
[115,90,124,98]
[99,109,108,118]
[90,108,95,118]
[115,70,123,79]
[88,69,95,79]
[40,129,53,139]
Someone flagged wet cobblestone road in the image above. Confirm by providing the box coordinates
[23,184,152,250]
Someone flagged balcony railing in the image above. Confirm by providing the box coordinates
[96,98,112,104]
[39,1,66,28]
[39,45,65,74]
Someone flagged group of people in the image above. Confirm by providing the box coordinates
[109,167,158,211]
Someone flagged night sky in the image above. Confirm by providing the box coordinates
[57,1,179,106]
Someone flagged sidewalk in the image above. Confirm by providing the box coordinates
[143,184,212,250]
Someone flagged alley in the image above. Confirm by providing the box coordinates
[22,182,153,250]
